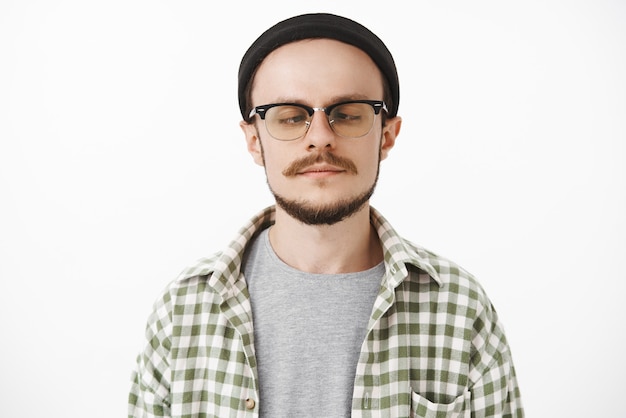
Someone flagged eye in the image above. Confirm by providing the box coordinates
[272,106,309,125]
[331,103,366,123]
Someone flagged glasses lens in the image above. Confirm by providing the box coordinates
[265,105,310,141]
[329,103,375,138]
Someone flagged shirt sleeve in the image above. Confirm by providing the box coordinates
[468,300,524,417]
[128,290,173,418]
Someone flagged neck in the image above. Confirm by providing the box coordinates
[269,203,383,274]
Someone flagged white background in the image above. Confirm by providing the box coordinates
[1,1,624,417]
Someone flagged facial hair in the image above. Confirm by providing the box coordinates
[260,136,382,226]
[272,179,378,225]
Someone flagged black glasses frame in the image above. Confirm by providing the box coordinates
[248,100,387,120]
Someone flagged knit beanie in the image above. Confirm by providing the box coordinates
[238,13,399,119]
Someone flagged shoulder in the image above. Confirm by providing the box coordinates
[147,252,224,316]
[174,252,222,283]
[407,240,514,363]
[403,239,497,321]
[405,239,482,289]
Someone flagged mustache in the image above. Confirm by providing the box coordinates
[282,152,358,177]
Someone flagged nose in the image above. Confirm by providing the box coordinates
[304,109,336,150]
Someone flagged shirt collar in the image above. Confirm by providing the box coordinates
[176,205,442,299]
[369,206,443,288]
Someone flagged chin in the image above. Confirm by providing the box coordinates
[272,184,376,226]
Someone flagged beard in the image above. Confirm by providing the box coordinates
[263,146,382,226]
[271,178,378,225]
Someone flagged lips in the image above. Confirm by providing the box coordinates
[298,164,345,175]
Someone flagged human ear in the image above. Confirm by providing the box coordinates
[240,120,264,166]
[380,116,402,161]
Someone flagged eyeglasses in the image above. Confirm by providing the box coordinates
[248,100,387,141]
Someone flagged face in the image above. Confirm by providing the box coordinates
[241,38,401,225]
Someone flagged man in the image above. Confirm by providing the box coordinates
[129,13,524,417]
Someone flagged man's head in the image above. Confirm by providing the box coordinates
[239,14,402,225]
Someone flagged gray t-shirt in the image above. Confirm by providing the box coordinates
[242,228,384,417]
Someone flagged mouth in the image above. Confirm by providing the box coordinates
[298,164,345,175]
[297,164,346,178]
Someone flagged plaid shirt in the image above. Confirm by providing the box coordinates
[129,206,524,417]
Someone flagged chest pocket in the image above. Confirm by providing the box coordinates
[410,390,470,418]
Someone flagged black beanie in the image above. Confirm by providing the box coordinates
[238,13,399,120]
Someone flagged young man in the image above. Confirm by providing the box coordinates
[129,13,524,417]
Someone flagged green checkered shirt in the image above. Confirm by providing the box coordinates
[129,206,524,417]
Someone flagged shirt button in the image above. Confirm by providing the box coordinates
[245,398,256,410]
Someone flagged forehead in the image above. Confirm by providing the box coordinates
[251,38,384,104]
